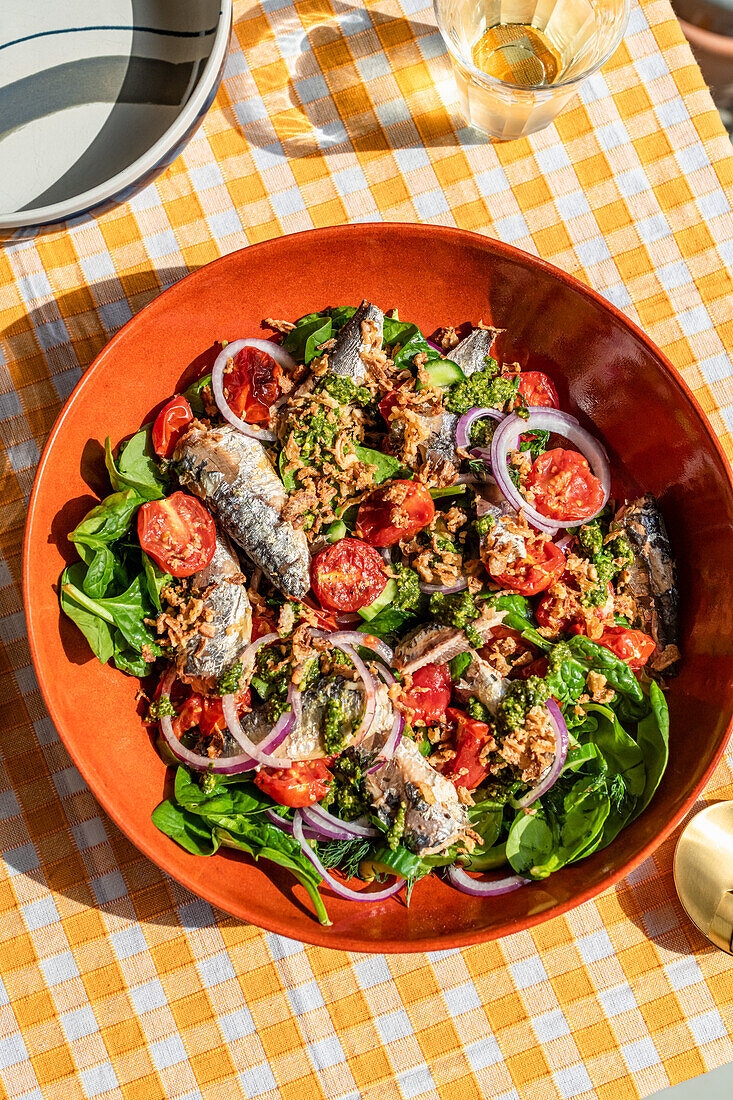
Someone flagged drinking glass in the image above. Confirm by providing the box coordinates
[434,0,631,140]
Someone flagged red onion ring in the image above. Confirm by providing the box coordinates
[157,668,275,775]
[447,866,530,896]
[212,340,285,442]
[513,699,569,809]
[455,407,505,450]
[222,694,293,768]
[426,337,443,353]
[240,631,279,670]
[418,577,468,595]
[313,629,394,667]
[366,712,405,773]
[293,813,406,902]
[265,807,321,839]
[554,534,573,552]
[306,806,379,838]
[491,409,610,532]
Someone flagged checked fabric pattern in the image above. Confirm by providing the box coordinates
[0,1,732,1098]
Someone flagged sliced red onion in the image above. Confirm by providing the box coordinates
[307,806,379,838]
[313,629,394,667]
[555,534,573,552]
[222,694,293,768]
[447,866,530,896]
[293,813,406,902]
[240,631,279,671]
[491,408,610,531]
[300,806,355,840]
[157,668,272,775]
[265,807,321,839]
[380,547,392,566]
[336,613,363,626]
[212,340,281,442]
[456,407,505,450]
[339,643,376,742]
[366,712,405,773]
[426,337,443,352]
[513,698,569,809]
[418,577,468,595]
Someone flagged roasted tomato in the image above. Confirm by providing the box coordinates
[356,480,435,547]
[535,578,614,639]
[152,394,194,458]
[170,689,249,740]
[138,492,216,577]
[379,390,401,422]
[596,625,656,670]
[399,664,452,722]
[223,344,282,423]
[251,612,276,640]
[526,448,605,522]
[516,656,549,680]
[441,707,495,791]
[479,626,536,674]
[310,538,387,612]
[255,759,332,807]
[517,371,559,409]
[489,536,566,596]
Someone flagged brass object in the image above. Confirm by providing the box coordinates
[674,801,733,954]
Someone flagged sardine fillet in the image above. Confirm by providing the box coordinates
[182,531,252,680]
[175,424,310,599]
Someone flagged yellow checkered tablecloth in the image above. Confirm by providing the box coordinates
[0,0,732,1097]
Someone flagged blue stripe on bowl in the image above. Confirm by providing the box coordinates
[0,24,218,53]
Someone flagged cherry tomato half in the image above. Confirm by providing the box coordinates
[596,625,656,670]
[489,536,566,597]
[517,371,559,409]
[255,759,332,807]
[170,688,249,740]
[527,448,606,522]
[310,538,387,612]
[223,345,282,423]
[399,664,452,723]
[356,480,435,547]
[138,491,216,578]
[441,707,495,791]
[152,394,194,458]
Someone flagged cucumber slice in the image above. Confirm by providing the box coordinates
[325,519,347,543]
[357,579,397,621]
[416,358,465,390]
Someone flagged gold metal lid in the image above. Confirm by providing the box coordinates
[674,801,733,954]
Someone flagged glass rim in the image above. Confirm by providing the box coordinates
[432,0,632,94]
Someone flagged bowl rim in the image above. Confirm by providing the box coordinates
[22,222,733,951]
[0,0,233,230]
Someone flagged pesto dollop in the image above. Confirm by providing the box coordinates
[314,372,371,407]
[216,661,243,696]
[429,589,482,648]
[576,521,633,608]
[149,697,177,719]
[392,564,421,613]
[444,365,517,416]
[498,676,550,736]
[321,749,369,820]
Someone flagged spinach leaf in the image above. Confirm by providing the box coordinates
[487,593,531,620]
[353,444,401,484]
[278,449,297,492]
[60,563,115,664]
[328,306,357,331]
[70,489,142,546]
[105,428,166,501]
[142,553,171,612]
[214,824,331,926]
[507,774,610,878]
[358,604,422,645]
[113,642,153,677]
[544,649,587,711]
[81,541,116,598]
[566,636,644,704]
[577,703,645,847]
[391,327,429,369]
[173,768,264,819]
[184,372,212,417]
[152,799,220,856]
[60,572,161,657]
[430,485,468,500]
[282,315,332,364]
[382,317,418,347]
[634,680,669,815]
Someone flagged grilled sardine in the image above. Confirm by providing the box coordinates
[181,531,251,681]
[449,327,497,377]
[364,738,469,856]
[454,655,507,714]
[394,607,506,673]
[328,300,384,383]
[610,493,679,669]
[174,424,310,599]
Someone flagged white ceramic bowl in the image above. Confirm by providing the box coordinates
[0,0,232,236]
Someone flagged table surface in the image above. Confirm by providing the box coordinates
[1,2,733,1099]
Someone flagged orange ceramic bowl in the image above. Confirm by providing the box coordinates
[24,224,733,952]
